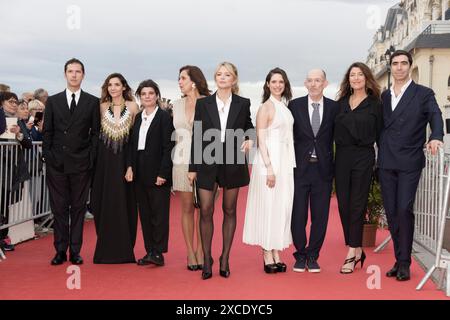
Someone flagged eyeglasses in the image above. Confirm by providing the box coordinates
[7,99,18,105]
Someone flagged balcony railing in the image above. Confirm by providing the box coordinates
[368,21,450,76]
[422,22,450,35]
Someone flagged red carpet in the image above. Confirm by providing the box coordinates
[0,188,448,300]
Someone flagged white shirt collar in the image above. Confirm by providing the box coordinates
[308,95,324,107]
[66,88,81,98]
[216,93,232,111]
[390,78,412,98]
[66,88,81,108]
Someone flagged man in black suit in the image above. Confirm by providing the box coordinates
[378,50,444,281]
[288,69,339,273]
[43,58,100,265]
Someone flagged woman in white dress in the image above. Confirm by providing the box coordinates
[172,65,211,271]
[243,68,296,274]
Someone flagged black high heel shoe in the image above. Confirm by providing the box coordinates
[196,253,204,271]
[187,255,199,271]
[340,256,356,274]
[355,250,366,269]
[219,256,230,278]
[187,259,198,271]
[275,262,287,273]
[201,258,213,280]
[264,260,278,274]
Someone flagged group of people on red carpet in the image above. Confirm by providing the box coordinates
[1,51,443,283]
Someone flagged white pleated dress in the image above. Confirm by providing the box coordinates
[243,96,296,251]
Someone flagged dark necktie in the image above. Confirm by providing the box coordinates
[70,93,76,114]
[311,102,320,157]
[311,102,320,136]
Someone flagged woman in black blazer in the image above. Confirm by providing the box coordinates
[334,62,383,274]
[128,79,175,267]
[188,62,255,280]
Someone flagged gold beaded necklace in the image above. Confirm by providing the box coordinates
[100,99,133,153]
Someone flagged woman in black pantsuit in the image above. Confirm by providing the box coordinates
[188,62,255,280]
[335,62,383,274]
[128,80,175,267]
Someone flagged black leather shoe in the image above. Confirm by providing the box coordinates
[187,256,198,271]
[137,253,153,266]
[386,263,399,277]
[220,269,230,277]
[69,254,83,265]
[0,242,15,251]
[202,270,212,280]
[275,262,287,273]
[202,257,213,280]
[51,252,67,265]
[396,265,410,281]
[219,256,230,278]
[149,251,165,266]
[187,264,198,271]
[264,261,278,274]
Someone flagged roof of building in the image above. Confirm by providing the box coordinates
[405,33,450,51]
[382,4,407,41]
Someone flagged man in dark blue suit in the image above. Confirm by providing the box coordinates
[378,50,444,281]
[288,69,339,273]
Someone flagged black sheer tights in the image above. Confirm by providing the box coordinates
[198,184,239,272]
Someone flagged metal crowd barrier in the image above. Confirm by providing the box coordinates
[414,149,447,255]
[0,141,52,260]
[415,149,450,295]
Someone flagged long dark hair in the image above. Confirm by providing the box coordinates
[179,65,211,97]
[337,62,381,101]
[262,67,292,103]
[100,73,134,103]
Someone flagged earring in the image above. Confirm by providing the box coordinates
[192,83,196,88]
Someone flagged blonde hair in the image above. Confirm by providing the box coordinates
[28,99,45,112]
[214,62,239,95]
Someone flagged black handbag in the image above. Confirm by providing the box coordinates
[192,180,201,209]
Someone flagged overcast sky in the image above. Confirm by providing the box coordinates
[0,0,397,109]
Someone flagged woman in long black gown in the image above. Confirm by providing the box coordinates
[92,73,140,263]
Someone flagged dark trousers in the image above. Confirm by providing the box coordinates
[379,168,422,266]
[46,166,91,254]
[136,183,170,254]
[291,162,332,260]
[335,147,374,247]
